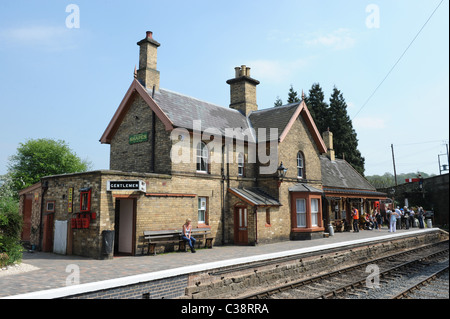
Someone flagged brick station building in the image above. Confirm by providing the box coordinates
[19,32,386,259]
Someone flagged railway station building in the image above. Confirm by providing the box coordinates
[19,31,386,259]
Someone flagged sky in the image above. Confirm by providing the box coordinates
[0,0,448,178]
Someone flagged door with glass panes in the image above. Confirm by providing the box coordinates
[234,206,248,245]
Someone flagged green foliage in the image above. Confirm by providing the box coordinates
[328,87,365,175]
[277,84,365,175]
[365,172,396,188]
[0,196,23,265]
[287,85,301,104]
[366,171,435,189]
[274,96,283,107]
[303,83,330,135]
[7,138,92,194]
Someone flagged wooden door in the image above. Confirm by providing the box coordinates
[234,206,248,245]
[22,194,32,241]
[42,213,54,252]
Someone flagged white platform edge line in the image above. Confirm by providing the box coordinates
[2,228,438,299]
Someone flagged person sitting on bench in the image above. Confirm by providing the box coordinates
[182,218,196,253]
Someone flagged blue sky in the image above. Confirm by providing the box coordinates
[0,0,448,177]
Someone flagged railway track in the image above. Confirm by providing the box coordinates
[243,240,449,299]
[392,266,449,299]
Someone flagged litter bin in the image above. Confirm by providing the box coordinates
[101,230,115,260]
[426,219,432,228]
[328,224,334,236]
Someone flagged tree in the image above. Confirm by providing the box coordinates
[274,96,283,107]
[7,138,91,194]
[328,86,365,175]
[365,173,396,188]
[287,85,301,104]
[304,83,329,135]
[0,173,22,265]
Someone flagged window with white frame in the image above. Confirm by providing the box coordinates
[296,199,306,227]
[238,153,244,177]
[311,198,319,227]
[297,152,304,178]
[198,197,207,223]
[196,142,208,172]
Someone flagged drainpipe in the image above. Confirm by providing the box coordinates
[38,180,49,251]
[254,207,258,245]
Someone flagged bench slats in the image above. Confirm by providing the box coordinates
[143,228,213,255]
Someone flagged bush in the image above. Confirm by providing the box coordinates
[0,197,23,266]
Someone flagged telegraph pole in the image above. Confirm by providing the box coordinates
[391,144,398,186]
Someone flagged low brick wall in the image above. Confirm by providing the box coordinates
[67,275,188,299]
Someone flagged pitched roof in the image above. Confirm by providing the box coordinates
[101,78,326,152]
[151,88,254,141]
[248,103,299,141]
[288,183,323,193]
[320,155,380,192]
[228,187,281,207]
[248,101,327,153]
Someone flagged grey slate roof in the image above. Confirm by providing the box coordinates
[149,87,302,143]
[248,102,301,141]
[151,88,256,142]
[288,183,323,193]
[320,155,376,191]
[228,187,281,206]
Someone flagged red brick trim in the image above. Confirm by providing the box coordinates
[279,101,327,153]
[145,193,196,197]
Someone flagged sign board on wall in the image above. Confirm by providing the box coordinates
[129,132,148,145]
[68,187,74,213]
[107,180,147,192]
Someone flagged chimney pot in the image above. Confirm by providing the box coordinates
[146,31,153,39]
[235,67,241,78]
[241,65,246,76]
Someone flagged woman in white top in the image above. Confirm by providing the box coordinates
[182,219,196,253]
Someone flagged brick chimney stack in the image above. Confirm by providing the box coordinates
[226,65,260,116]
[322,129,335,161]
[137,31,161,91]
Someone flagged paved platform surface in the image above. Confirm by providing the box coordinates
[0,227,439,298]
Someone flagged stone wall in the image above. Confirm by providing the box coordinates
[183,230,447,299]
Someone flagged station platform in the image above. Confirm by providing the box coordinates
[0,227,444,299]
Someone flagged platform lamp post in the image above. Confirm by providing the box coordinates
[277,162,288,187]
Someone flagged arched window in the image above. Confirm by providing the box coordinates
[297,152,305,179]
[196,142,208,173]
[238,153,244,177]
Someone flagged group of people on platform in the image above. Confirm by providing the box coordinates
[350,206,427,233]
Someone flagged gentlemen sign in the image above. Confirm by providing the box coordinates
[107,180,146,192]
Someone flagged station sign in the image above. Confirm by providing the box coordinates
[107,180,147,192]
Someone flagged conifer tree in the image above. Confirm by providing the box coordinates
[328,86,365,175]
[274,96,283,107]
[287,85,301,104]
[303,83,329,135]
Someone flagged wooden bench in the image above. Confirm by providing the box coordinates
[143,230,182,255]
[143,228,214,255]
[190,228,214,249]
[333,220,343,232]
[333,219,351,232]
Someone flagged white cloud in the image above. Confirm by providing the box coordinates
[246,58,311,84]
[305,28,356,50]
[0,25,80,51]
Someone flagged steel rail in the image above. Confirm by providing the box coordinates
[243,240,448,299]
